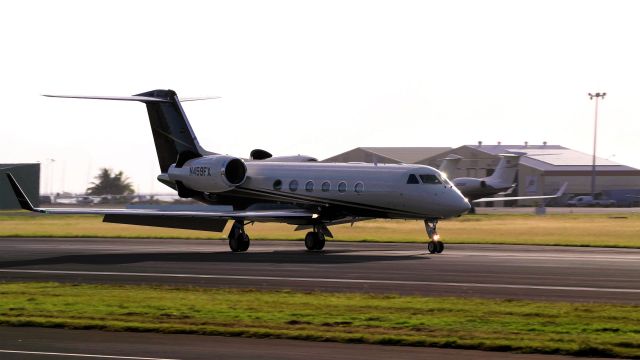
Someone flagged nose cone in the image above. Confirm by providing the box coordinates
[443,190,471,217]
[456,196,472,216]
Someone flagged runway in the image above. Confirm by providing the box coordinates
[1,237,639,303]
[0,326,608,360]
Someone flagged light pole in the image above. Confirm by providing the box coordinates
[588,92,606,197]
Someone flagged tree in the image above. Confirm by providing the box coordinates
[86,168,135,196]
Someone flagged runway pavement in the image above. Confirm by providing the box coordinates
[0,237,639,303]
[0,326,611,360]
[0,238,637,359]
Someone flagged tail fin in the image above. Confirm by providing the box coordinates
[43,89,217,173]
[135,90,215,172]
[438,154,463,179]
[485,153,524,188]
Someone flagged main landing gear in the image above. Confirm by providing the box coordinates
[305,231,325,251]
[425,219,444,254]
[228,220,250,252]
[305,224,331,251]
[228,221,331,253]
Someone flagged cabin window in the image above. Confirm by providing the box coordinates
[354,182,364,193]
[419,174,442,185]
[321,181,331,192]
[407,174,419,184]
[273,179,282,191]
[305,180,314,192]
[338,181,347,193]
[289,180,299,192]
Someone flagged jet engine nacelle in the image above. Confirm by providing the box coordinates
[167,155,247,193]
[452,177,488,192]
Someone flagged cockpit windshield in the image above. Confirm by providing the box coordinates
[419,174,442,184]
[438,173,452,186]
[407,174,420,184]
[417,173,452,186]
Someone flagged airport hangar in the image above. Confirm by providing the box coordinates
[0,163,40,210]
[324,144,640,206]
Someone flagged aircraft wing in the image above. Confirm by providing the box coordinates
[5,173,316,223]
[472,182,567,203]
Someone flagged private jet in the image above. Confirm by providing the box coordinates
[7,89,470,254]
[439,153,566,212]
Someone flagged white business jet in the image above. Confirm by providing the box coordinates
[439,153,566,212]
[6,89,470,254]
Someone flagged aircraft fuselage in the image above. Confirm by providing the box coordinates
[167,158,470,220]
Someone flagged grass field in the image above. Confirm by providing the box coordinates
[1,282,639,358]
[1,212,640,248]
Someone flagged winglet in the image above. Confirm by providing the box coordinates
[555,182,568,197]
[5,173,40,212]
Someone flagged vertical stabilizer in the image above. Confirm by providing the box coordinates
[135,90,214,173]
[485,153,524,188]
[438,154,463,179]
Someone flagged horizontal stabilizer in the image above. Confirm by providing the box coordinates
[44,89,219,173]
[43,94,220,103]
[42,94,170,102]
[180,96,221,102]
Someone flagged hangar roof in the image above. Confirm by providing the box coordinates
[325,147,451,164]
[359,147,452,164]
[465,145,638,172]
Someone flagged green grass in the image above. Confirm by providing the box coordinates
[1,282,639,357]
[1,212,640,248]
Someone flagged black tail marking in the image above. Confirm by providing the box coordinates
[135,89,205,173]
[175,150,202,168]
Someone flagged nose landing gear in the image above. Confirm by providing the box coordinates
[425,219,444,254]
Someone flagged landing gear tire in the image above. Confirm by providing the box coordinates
[305,232,325,251]
[425,219,444,254]
[228,221,250,252]
[315,233,325,251]
[427,241,444,254]
[229,233,250,252]
[427,241,436,254]
[239,233,250,252]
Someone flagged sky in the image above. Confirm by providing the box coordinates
[2,0,639,194]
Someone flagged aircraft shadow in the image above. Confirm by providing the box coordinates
[0,250,428,268]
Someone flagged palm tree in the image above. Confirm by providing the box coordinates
[86,168,135,196]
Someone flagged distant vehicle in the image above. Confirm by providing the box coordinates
[76,196,97,205]
[39,195,54,205]
[567,196,616,207]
